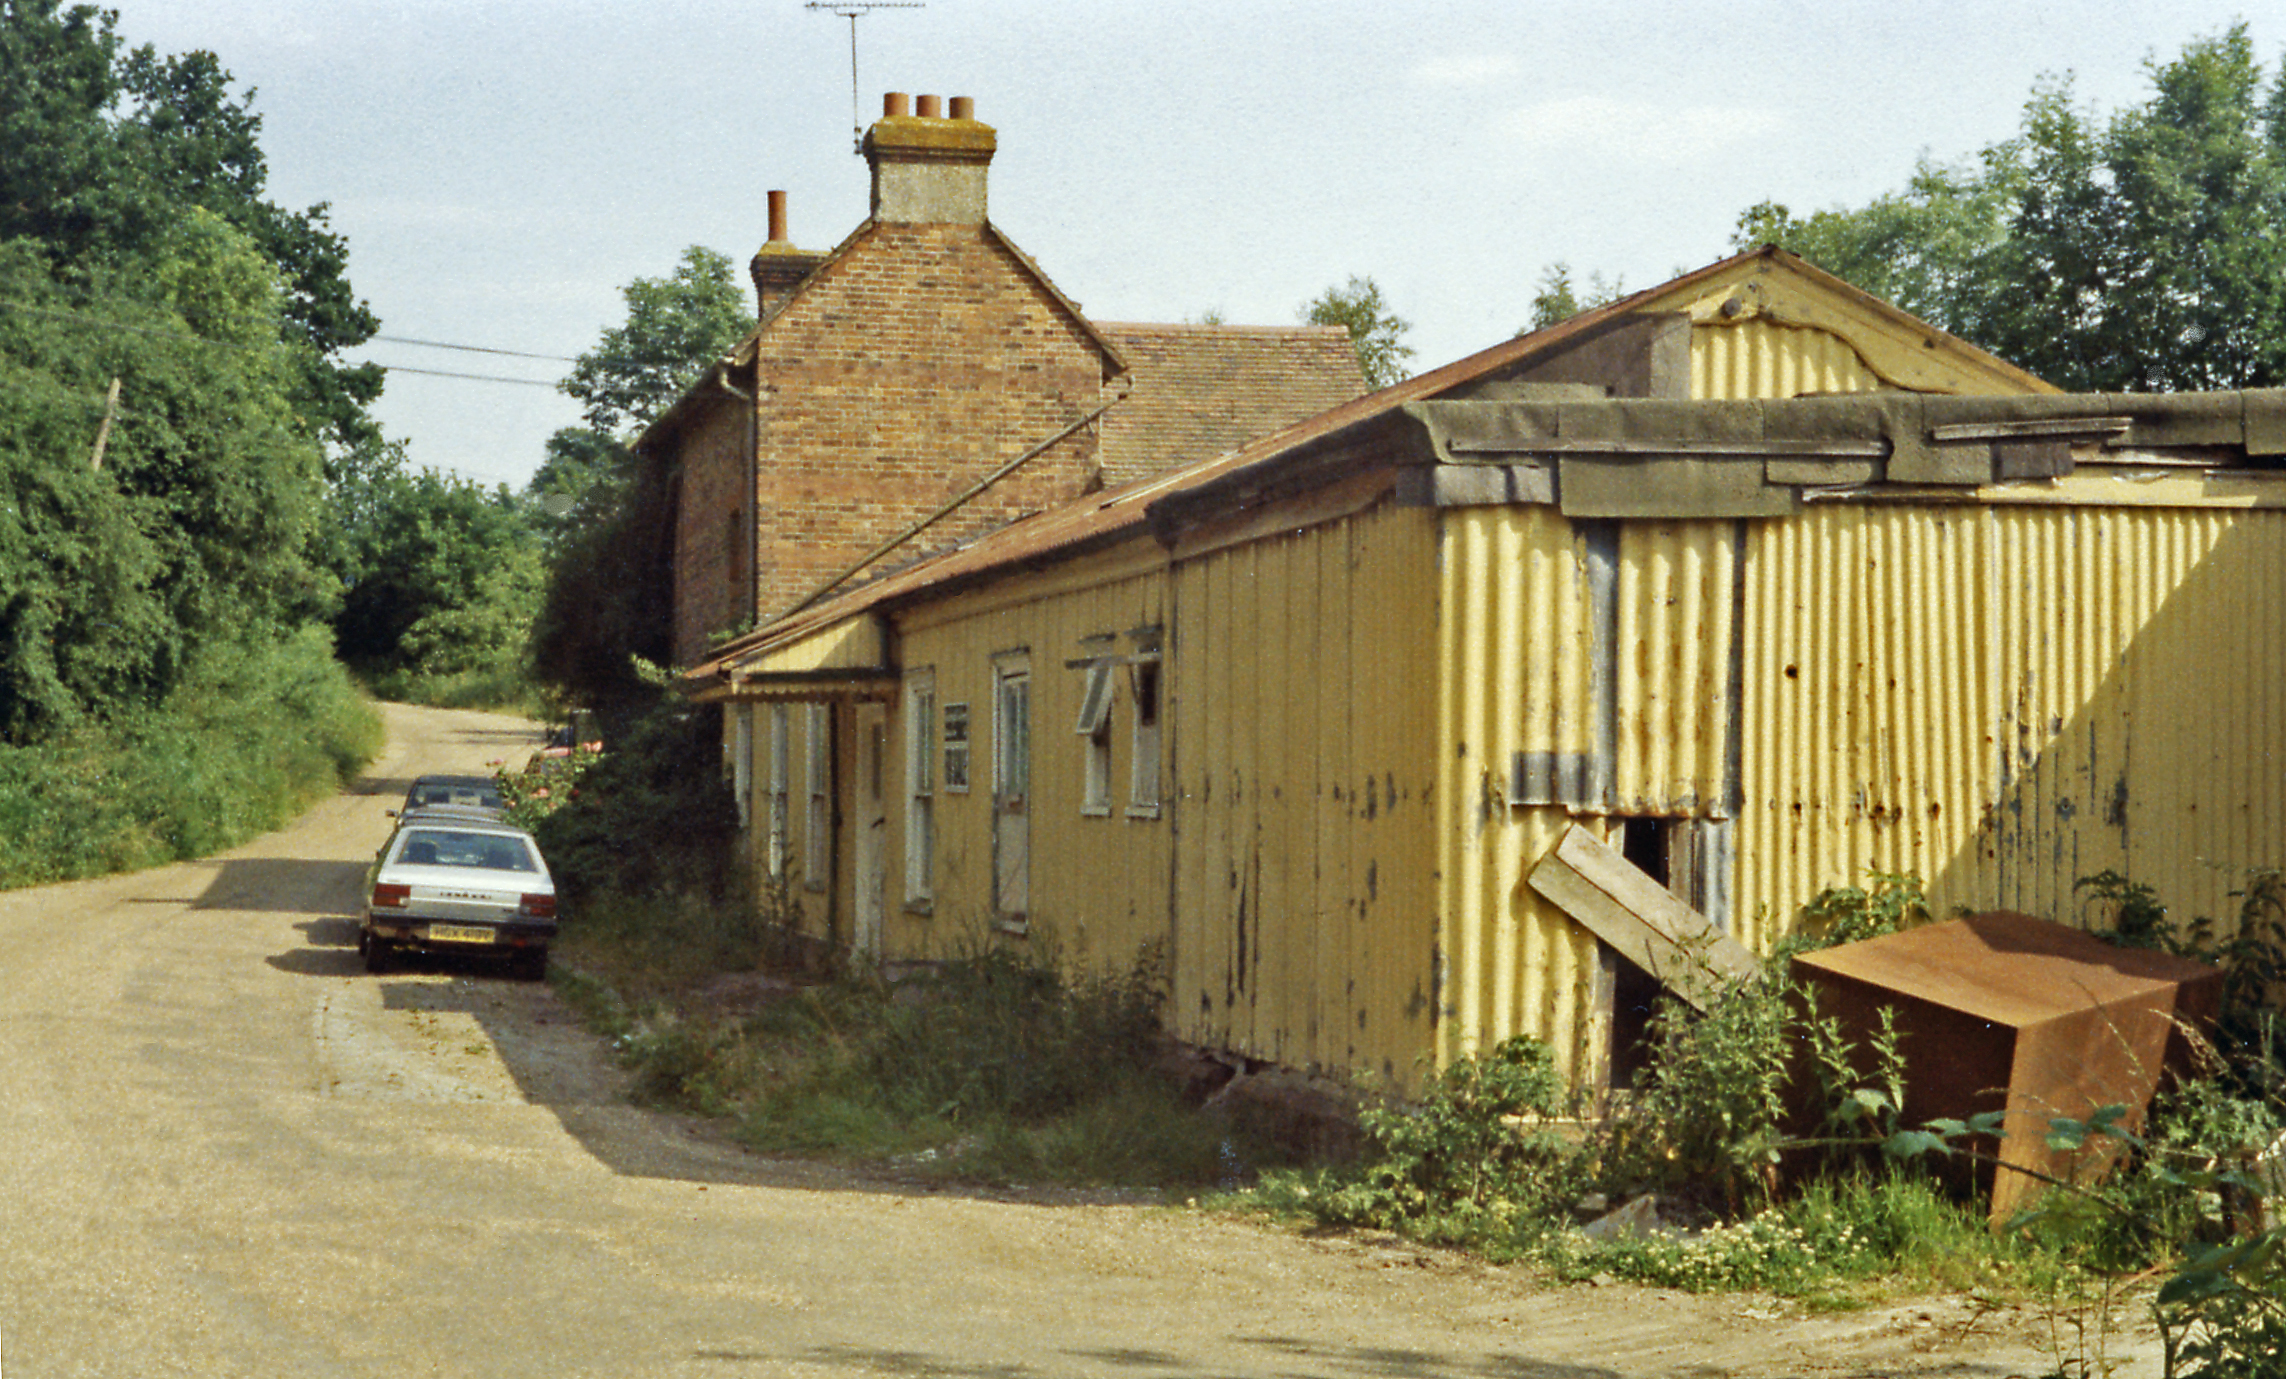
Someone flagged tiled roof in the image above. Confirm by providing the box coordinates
[1094,323,1367,484]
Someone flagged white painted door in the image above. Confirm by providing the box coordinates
[992,663,1030,925]
[853,702,887,959]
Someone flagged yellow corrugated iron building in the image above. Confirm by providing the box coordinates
[692,247,2286,1091]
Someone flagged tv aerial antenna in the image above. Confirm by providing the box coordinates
[806,2,925,154]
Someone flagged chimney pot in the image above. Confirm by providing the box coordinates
[883,91,910,118]
[916,94,942,118]
[949,95,974,120]
[766,189,788,244]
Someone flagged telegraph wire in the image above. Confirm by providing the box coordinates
[0,296,575,385]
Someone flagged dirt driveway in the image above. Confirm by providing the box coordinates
[0,704,2155,1377]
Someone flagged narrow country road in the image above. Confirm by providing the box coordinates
[0,704,2099,1377]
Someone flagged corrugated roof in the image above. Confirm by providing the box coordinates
[1094,323,1367,484]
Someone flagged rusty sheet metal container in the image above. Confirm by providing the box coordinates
[1791,911,2220,1224]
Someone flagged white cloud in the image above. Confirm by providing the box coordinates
[1408,53,1523,87]
[1497,96,1786,162]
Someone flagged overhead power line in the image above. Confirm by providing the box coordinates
[377,363,559,387]
[372,334,576,363]
[0,296,572,386]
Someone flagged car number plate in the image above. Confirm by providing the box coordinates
[428,924,495,944]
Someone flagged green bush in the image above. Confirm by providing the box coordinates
[529,688,739,909]
[0,626,380,888]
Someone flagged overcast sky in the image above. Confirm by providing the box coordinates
[108,0,2277,491]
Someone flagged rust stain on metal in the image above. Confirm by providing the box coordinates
[1792,911,2220,1225]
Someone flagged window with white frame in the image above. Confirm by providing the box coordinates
[904,671,935,908]
[767,703,790,880]
[1128,656,1162,817]
[941,700,971,793]
[1075,656,1115,816]
[804,703,831,890]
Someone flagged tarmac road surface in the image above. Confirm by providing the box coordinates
[0,703,2128,1377]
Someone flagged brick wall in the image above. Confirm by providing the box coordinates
[744,221,1110,624]
[670,398,754,664]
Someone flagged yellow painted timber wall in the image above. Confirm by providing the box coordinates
[1736,502,2286,945]
[887,554,1173,974]
[1169,503,1441,1083]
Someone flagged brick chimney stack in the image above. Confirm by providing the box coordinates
[750,189,827,319]
[863,92,995,224]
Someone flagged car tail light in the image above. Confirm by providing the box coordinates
[371,882,411,908]
[520,893,556,919]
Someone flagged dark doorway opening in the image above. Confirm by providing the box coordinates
[1606,817,1669,1089]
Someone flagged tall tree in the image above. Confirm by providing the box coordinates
[559,245,750,438]
[0,2,382,448]
[1302,275,1414,390]
[532,246,747,717]
[1522,262,1626,333]
[1737,26,2286,392]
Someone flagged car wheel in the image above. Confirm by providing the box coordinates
[511,947,548,982]
[364,938,392,974]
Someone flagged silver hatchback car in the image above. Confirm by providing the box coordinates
[360,811,557,979]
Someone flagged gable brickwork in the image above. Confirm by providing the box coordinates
[743,220,1111,636]
[653,92,1370,667]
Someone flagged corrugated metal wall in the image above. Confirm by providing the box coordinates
[1437,508,1743,1074]
[1169,505,1440,1081]
[1692,318,1886,401]
[1735,503,2286,945]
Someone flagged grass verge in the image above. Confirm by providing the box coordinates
[553,892,1267,1191]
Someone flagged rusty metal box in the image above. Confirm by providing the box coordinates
[1791,911,2221,1223]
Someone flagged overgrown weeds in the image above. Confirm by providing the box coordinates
[558,900,1245,1189]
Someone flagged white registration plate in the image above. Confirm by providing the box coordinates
[427,924,496,944]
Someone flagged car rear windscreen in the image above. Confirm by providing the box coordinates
[395,830,537,872]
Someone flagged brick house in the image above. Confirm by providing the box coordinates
[638,94,1368,666]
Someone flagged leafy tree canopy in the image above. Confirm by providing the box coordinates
[330,447,542,679]
[0,0,381,448]
[0,214,330,741]
[1735,25,2286,392]
[559,245,750,438]
[532,250,741,716]
[1522,262,1627,334]
[1302,274,1415,390]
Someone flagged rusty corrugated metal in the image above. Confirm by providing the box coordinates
[1735,504,2286,949]
[1794,912,2221,1223]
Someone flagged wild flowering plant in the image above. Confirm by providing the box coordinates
[491,742,601,831]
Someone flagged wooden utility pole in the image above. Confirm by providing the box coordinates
[89,376,121,471]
